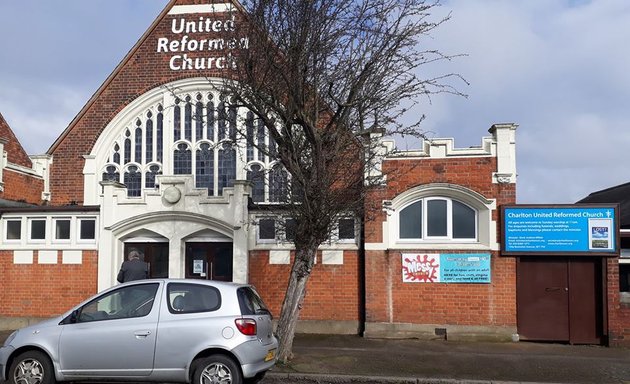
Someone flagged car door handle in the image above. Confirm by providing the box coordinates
[134,330,152,338]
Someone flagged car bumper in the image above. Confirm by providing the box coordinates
[0,345,15,381]
[232,339,278,378]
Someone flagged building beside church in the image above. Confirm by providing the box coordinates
[0,0,627,346]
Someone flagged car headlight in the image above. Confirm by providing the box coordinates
[3,330,18,346]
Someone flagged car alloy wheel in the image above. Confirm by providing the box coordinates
[10,351,55,384]
[194,354,241,384]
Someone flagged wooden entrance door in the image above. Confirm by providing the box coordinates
[124,242,169,278]
[517,257,604,344]
[185,242,233,281]
[517,257,570,341]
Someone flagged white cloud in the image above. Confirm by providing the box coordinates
[413,0,630,203]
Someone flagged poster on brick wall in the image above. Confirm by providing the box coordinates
[401,253,491,283]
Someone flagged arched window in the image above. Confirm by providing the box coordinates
[102,165,120,183]
[247,163,265,202]
[399,197,477,240]
[96,81,286,201]
[218,142,236,192]
[174,143,192,175]
[269,164,288,203]
[196,143,214,193]
[145,164,161,189]
[124,165,142,197]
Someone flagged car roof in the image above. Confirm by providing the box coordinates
[122,278,251,290]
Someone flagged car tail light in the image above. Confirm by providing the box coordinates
[235,318,257,335]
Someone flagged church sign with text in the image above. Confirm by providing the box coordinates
[501,205,619,256]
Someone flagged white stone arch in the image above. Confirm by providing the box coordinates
[385,183,498,250]
[98,210,244,290]
[84,78,234,204]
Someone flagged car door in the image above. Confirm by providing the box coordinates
[58,282,161,378]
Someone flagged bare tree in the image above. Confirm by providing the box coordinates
[219,0,464,362]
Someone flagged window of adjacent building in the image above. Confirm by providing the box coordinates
[398,197,477,241]
[29,219,46,241]
[6,220,21,240]
[54,218,71,240]
[79,218,96,241]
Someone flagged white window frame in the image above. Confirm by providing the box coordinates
[385,183,495,250]
[256,217,277,244]
[77,217,98,243]
[28,217,47,243]
[53,217,72,243]
[397,197,478,242]
[3,218,23,243]
[334,217,358,244]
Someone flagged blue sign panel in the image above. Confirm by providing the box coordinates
[503,206,618,254]
[440,253,491,283]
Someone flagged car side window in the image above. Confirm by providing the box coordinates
[78,283,159,322]
[167,283,221,314]
[237,286,270,316]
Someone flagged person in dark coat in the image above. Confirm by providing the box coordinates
[117,249,149,283]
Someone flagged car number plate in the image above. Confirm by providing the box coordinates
[265,348,276,362]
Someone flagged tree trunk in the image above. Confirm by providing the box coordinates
[275,245,316,363]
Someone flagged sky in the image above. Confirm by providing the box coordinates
[1,0,629,204]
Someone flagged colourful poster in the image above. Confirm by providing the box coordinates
[402,253,491,283]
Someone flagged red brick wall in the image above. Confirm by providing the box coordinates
[248,250,360,321]
[0,169,43,205]
[0,250,98,317]
[607,257,630,346]
[365,250,515,326]
[364,155,517,328]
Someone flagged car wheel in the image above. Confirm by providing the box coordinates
[244,371,266,384]
[9,350,56,384]
[193,354,242,384]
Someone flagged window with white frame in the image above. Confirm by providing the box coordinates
[54,218,71,241]
[256,216,356,244]
[29,218,46,241]
[398,197,477,241]
[338,218,356,241]
[5,219,22,240]
[79,218,96,241]
[1,215,97,247]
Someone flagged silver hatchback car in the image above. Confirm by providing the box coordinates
[0,279,277,384]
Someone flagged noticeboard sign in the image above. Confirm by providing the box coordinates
[501,205,619,256]
[402,253,491,283]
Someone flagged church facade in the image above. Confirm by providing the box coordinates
[1,0,626,346]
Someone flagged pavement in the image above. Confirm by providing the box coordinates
[2,330,630,384]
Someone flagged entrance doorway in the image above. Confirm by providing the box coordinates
[124,243,169,278]
[517,257,605,344]
[185,242,233,281]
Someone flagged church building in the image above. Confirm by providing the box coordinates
[1,0,627,346]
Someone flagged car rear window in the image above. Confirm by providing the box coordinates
[237,286,271,317]
[167,283,221,313]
